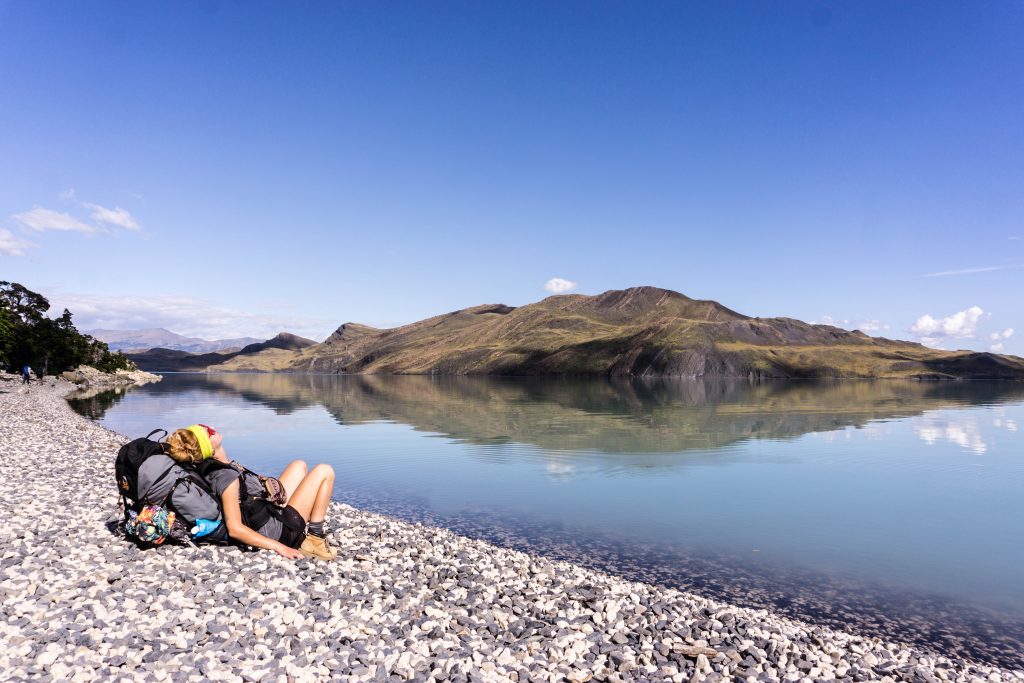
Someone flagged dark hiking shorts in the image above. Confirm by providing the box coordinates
[276,505,307,549]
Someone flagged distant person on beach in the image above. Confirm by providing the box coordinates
[22,365,31,384]
[165,424,337,561]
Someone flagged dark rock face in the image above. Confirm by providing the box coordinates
[324,323,383,345]
[239,332,317,354]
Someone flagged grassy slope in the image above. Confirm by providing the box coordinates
[215,287,1024,379]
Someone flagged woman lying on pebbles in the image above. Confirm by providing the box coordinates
[165,424,337,561]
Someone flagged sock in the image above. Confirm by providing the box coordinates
[307,520,326,538]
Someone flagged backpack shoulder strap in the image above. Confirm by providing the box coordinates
[195,459,233,476]
[197,460,272,531]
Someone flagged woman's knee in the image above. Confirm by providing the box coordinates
[288,459,309,475]
[311,463,334,481]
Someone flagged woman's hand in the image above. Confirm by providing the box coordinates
[274,544,305,560]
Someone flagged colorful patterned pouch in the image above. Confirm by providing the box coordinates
[125,505,176,545]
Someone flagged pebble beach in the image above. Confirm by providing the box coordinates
[1,375,1022,683]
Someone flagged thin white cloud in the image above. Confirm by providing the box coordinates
[858,319,888,333]
[0,228,35,256]
[12,207,96,233]
[924,264,1024,277]
[812,316,889,333]
[812,315,848,327]
[544,277,577,294]
[83,202,140,230]
[49,291,334,342]
[990,328,1014,341]
[991,343,1005,352]
[8,194,142,250]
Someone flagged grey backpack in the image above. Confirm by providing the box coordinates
[116,429,228,545]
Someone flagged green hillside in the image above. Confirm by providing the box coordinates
[263,287,1024,379]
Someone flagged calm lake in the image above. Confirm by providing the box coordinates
[70,374,1024,667]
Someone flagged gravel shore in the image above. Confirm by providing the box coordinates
[2,376,1021,682]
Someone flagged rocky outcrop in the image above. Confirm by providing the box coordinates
[324,322,383,345]
[60,365,161,395]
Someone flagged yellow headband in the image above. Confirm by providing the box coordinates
[186,425,214,459]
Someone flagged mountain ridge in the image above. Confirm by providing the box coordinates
[126,331,317,371]
[86,327,263,353]
[207,286,1024,379]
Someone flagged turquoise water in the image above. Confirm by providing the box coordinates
[71,374,1024,665]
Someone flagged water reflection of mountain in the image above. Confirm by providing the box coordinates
[102,374,1024,455]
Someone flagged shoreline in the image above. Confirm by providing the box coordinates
[2,376,1022,682]
[132,368,1024,381]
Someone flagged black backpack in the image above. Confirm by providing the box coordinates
[114,429,169,503]
[114,429,228,546]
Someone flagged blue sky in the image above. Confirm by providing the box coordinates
[1,2,1021,354]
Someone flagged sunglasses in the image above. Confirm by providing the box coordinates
[198,423,217,437]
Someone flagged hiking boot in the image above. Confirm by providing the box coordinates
[299,534,337,560]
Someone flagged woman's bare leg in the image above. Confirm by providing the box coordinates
[277,460,308,501]
[285,463,335,523]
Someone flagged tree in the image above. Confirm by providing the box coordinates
[0,281,135,375]
[0,305,13,368]
[0,281,49,325]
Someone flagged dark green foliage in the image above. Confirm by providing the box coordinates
[0,281,136,375]
[0,305,13,369]
[93,348,134,373]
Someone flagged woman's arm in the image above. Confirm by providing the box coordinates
[220,480,304,560]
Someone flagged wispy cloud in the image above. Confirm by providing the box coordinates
[51,291,335,341]
[0,228,35,256]
[858,319,887,333]
[4,192,144,256]
[812,315,889,333]
[924,264,1024,277]
[544,277,577,294]
[990,327,1014,352]
[812,315,848,327]
[990,328,1015,341]
[12,207,96,233]
[83,203,140,231]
